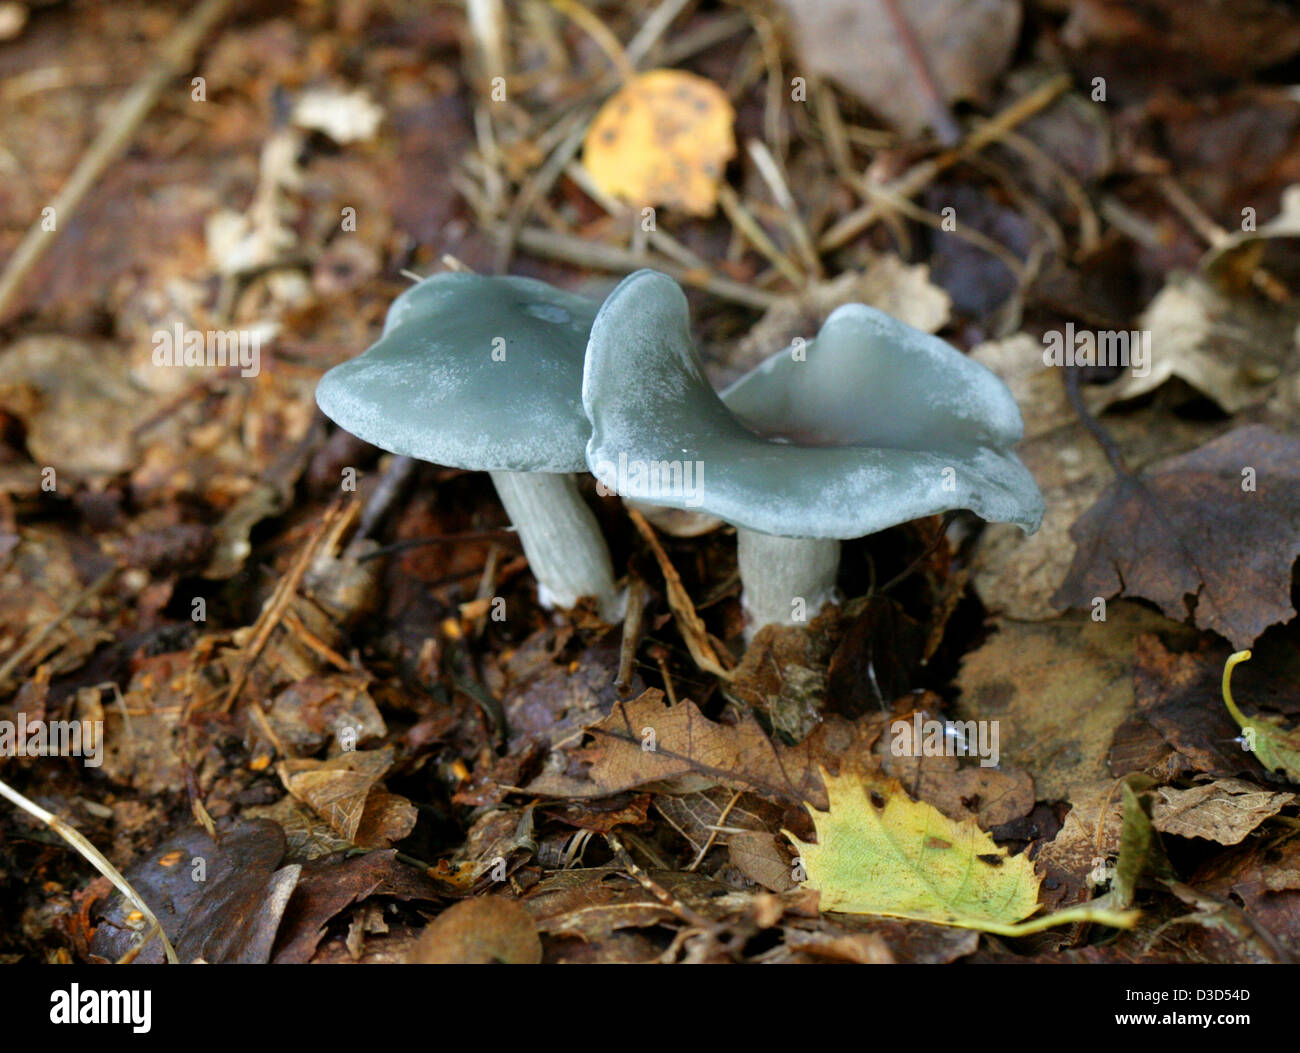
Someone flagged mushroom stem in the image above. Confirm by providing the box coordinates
[488,470,623,622]
[735,528,840,636]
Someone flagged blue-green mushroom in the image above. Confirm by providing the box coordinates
[317,272,623,622]
[582,269,1043,637]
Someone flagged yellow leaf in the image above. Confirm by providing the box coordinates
[582,69,735,216]
[787,769,1138,936]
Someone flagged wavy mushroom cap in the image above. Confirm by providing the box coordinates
[317,272,600,473]
[582,269,1045,540]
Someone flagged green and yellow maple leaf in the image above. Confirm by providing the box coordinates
[786,769,1138,936]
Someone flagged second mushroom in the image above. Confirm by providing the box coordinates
[582,269,1044,636]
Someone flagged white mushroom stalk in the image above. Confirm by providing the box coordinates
[582,269,1045,641]
[735,530,840,632]
[488,470,621,621]
[316,272,625,622]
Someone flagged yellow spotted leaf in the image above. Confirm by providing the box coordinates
[582,69,735,216]
[787,769,1138,936]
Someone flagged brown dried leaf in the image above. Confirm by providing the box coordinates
[1152,779,1294,845]
[778,0,1021,137]
[279,746,398,843]
[407,897,541,964]
[1053,425,1300,650]
[526,689,866,808]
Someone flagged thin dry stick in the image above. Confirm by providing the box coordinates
[0,776,178,963]
[626,0,698,65]
[563,160,710,270]
[818,73,1071,252]
[626,507,733,680]
[606,832,712,929]
[746,139,823,279]
[857,180,1027,280]
[494,108,592,273]
[513,225,781,309]
[0,0,233,319]
[878,0,961,146]
[549,0,636,80]
[716,184,806,286]
[219,502,349,712]
[616,576,648,694]
[687,788,743,871]
[0,567,116,689]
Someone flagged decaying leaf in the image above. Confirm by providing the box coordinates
[954,604,1198,800]
[91,819,298,965]
[1152,778,1293,845]
[582,69,735,216]
[407,897,541,964]
[777,0,1021,137]
[787,769,1137,935]
[1053,425,1300,650]
[1086,272,1298,415]
[279,746,414,847]
[525,689,871,807]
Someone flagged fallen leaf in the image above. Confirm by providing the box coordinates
[1086,273,1297,414]
[273,849,444,964]
[1152,778,1293,845]
[778,0,1021,137]
[1131,633,1256,777]
[1053,425,1300,650]
[967,334,1214,621]
[279,746,408,844]
[582,69,735,216]
[1061,0,1300,82]
[954,604,1198,800]
[90,819,297,965]
[407,897,541,964]
[787,769,1136,934]
[525,689,871,807]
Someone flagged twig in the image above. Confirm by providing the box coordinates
[626,508,734,680]
[745,139,824,280]
[0,776,178,963]
[606,832,712,929]
[818,73,1071,252]
[352,455,418,546]
[0,0,233,319]
[0,566,116,690]
[219,502,349,712]
[878,0,961,145]
[616,575,648,694]
[626,0,698,65]
[549,0,636,81]
[716,184,806,287]
[512,225,780,309]
[687,789,742,871]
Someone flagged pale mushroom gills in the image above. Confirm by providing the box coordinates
[316,272,624,622]
[581,269,1044,636]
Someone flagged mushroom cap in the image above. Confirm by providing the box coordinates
[316,272,599,473]
[582,269,1045,540]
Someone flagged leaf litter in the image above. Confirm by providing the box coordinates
[3,0,1300,966]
